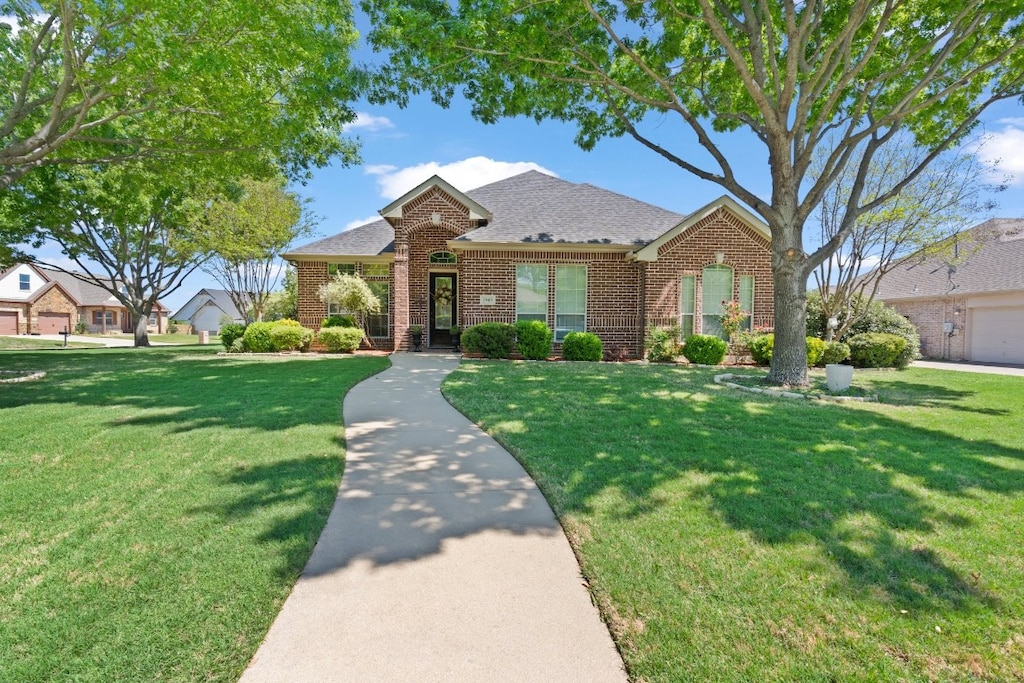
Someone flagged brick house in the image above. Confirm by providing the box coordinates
[875,218,1024,364]
[0,263,168,335]
[285,171,774,355]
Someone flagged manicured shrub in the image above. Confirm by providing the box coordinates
[461,322,517,359]
[242,321,276,353]
[322,314,357,329]
[847,332,907,368]
[821,341,851,365]
[318,326,364,353]
[806,292,920,368]
[749,333,774,365]
[645,326,681,362]
[515,320,554,360]
[269,324,313,352]
[561,332,603,361]
[682,334,728,365]
[806,336,827,367]
[274,318,302,328]
[220,323,247,350]
[229,337,246,353]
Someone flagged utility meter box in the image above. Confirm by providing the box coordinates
[943,322,954,334]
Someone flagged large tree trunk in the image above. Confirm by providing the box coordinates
[133,311,151,347]
[766,216,811,386]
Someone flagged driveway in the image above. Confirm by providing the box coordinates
[912,359,1024,377]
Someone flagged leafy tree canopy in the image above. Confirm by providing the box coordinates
[363,0,1024,384]
[0,0,361,189]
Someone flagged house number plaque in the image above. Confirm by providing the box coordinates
[479,295,496,306]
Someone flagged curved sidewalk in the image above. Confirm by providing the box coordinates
[239,352,626,682]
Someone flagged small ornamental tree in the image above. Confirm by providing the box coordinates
[317,274,381,346]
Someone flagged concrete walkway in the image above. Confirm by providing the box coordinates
[912,359,1024,377]
[239,352,626,682]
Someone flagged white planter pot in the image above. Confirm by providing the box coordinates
[825,363,854,392]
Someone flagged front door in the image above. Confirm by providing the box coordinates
[429,273,456,347]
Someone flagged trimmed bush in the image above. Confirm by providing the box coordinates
[806,292,920,368]
[562,331,603,361]
[461,322,517,359]
[749,333,774,365]
[821,341,851,365]
[270,324,313,352]
[682,334,728,365]
[806,337,827,367]
[847,332,907,368]
[322,314,357,329]
[748,334,827,367]
[242,321,276,353]
[645,326,682,362]
[515,320,553,360]
[220,323,247,350]
[318,326,364,353]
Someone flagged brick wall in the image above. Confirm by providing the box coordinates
[644,207,774,333]
[887,297,966,360]
[459,249,643,355]
[295,259,395,349]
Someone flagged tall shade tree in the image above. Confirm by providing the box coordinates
[813,139,1002,341]
[363,0,1024,384]
[5,161,216,346]
[201,178,316,324]
[0,0,360,190]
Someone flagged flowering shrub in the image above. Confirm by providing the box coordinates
[719,299,749,339]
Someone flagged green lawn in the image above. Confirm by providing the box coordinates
[0,336,104,350]
[0,347,388,682]
[443,362,1024,682]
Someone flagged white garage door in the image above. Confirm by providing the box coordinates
[970,307,1024,364]
[0,311,17,334]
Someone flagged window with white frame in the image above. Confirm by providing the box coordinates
[363,263,389,277]
[92,310,116,326]
[366,281,389,338]
[19,273,30,290]
[516,264,547,323]
[701,265,733,338]
[554,265,587,341]
[680,275,696,338]
[738,275,755,332]
[328,263,355,276]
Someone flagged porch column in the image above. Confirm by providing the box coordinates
[393,239,410,351]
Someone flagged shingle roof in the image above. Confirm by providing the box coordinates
[172,288,244,320]
[874,218,1024,300]
[37,267,124,307]
[286,170,688,256]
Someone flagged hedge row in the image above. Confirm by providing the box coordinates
[220,320,363,354]
[459,322,604,361]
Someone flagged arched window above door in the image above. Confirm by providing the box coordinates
[429,251,457,265]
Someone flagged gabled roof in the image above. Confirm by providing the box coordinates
[629,195,771,262]
[875,218,1024,300]
[287,170,694,256]
[32,266,167,310]
[171,288,244,320]
[380,174,492,222]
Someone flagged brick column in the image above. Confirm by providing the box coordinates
[393,239,410,351]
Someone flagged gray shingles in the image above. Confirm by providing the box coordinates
[875,218,1024,299]
[286,170,687,257]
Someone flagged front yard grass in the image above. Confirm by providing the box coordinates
[0,347,388,682]
[0,336,104,350]
[443,362,1024,682]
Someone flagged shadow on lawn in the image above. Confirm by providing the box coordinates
[452,364,1024,614]
[0,348,387,434]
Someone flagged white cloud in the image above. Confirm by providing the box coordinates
[342,112,396,133]
[344,215,381,231]
[366,156,557,200]
[971,122,1024,186]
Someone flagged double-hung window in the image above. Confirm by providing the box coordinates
[701,265,733,338]
[366,281,390,338]
[680,275,696,337]
[515,265,547,323]
[19,273,30,290]
[554,266,586,341]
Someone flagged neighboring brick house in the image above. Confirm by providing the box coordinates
[285,171,774,355]
[0,263,168,335]
[875,218,1024,365]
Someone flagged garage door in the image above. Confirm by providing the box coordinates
[0,311,17,334]
[36,312,71,334]
[970,307,1024,364]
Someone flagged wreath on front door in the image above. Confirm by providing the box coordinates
[433,282,453,306]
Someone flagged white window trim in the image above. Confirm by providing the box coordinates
[515,264,548,325]
[554,265,587,342]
